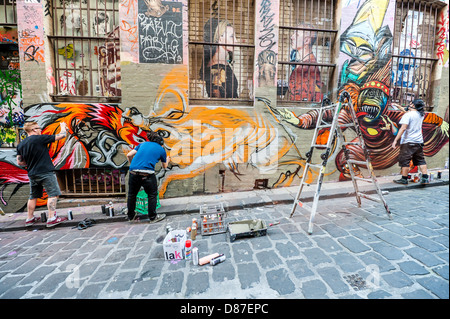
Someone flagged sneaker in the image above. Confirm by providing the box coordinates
[46,216,68,228]
[420,177,429,185]
[393,178,408,185]
[149,214,166,224]
[128,213,150,223]
[25,216,41,227]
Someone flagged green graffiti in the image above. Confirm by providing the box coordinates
[0,69,22,127]
[0,126,17,145]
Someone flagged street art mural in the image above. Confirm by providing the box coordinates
[0,65,310,213]
[270,0,449,180]
[1,0,449,213]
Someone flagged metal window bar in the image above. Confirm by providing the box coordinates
[56,168,126,197]
[48,0,121,103]
[188,0,255,106]
[390,0,442,110]
[278,0,337,106]
[0,0,16,25]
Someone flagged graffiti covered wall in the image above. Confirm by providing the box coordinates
[1,0,449,214]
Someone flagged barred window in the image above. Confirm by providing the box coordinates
[48,0,121,102]
[189,0,255,106]
[1,0,16,25]
[391,0,447,110]
[278,0,337,105]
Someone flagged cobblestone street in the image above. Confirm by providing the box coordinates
[0,185,448,301]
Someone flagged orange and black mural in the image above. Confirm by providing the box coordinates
[0,0,449,213]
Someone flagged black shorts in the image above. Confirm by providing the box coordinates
[398,143,427,167]
[29,172,62,199]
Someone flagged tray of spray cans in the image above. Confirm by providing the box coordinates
[199,203,227,236]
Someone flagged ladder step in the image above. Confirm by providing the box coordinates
[312,144,328,148]
[342,142,361,146]
[316,124,332,129]
[321,104,338,110]
[347,160,368,166]
[357,192,382,203]
[339,123,356,128]
[354,176,373,183]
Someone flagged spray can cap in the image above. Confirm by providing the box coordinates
[185,239,191,248]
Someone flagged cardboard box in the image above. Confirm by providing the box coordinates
[163,229,186,260]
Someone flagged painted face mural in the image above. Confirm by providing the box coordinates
[0,65,312,213]
[272,0,449,181]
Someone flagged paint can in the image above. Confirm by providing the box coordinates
[68,210,73,220]
[210,254,226,266]
[185,240,192,259]
[192,247,199,266]
[41,212,47,223]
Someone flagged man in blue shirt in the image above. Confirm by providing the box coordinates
[126,131,169,222]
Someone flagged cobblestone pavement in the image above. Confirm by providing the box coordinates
[0,185,448,300]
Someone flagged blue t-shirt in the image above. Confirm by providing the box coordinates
[129,142,167,171]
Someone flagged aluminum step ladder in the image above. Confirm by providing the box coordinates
[289,91,392,234]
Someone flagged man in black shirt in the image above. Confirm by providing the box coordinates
[17,121,68,228]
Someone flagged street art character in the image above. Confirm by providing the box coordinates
[121,66,300,196]
[271,0,449,180]
[288,24,323,102]
[393,49,418,89]
[200,19,239,98]
[339,0,392,86]
[23,103,148,170]
[143,0,169,18]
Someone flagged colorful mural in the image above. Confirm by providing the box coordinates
[0,65,310,212]
[1,0,449,214]
[271,0,449,180]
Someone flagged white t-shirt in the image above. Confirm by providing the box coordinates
[399,111,424,144]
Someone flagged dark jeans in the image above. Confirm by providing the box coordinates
[127,173,158,220]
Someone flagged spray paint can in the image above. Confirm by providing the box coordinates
[191,223,197,240]
[101,204,106,214]
[185,240,192,259]
[437,171,442,179]
[108,206,114,217]
[68,210,73,220]
[210,254,226,266]
[192,247,199,266]
[41,212,47,223]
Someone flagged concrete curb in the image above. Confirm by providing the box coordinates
[1,176,447,233]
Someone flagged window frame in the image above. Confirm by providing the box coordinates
[277,0,338,107]
[390,0,447,110]
[188,0,256,107]
[47,0,121,103]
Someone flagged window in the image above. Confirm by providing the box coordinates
[188,0,255,106]
[48,0,121,102]
[0,0,16,25]
[277,0,337,105]
[391,0,446,110]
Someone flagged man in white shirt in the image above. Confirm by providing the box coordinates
[392,99,429,185]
